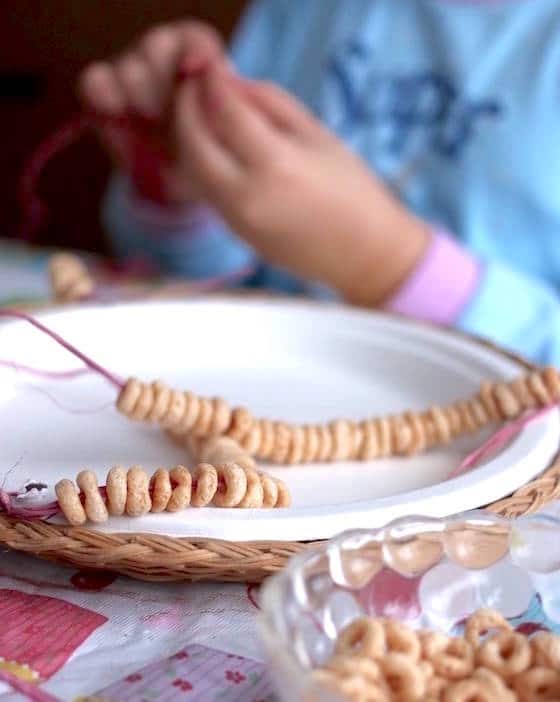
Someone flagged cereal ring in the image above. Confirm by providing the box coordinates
[213,463,247,507]
[391,415,413,455]
[383,619,421,661]
[310,669,389,702]
[199,436,255,470]
[125,466,152,516]
[49,252,94,302]
[380,652,425,700]
[116,378,142,417]
[426,675,447,699]
[349,421,362,459]
[405,411,426,455]
[418,660,434,681]
[147,381,171,422]
[443,677,497,702]
[473,667,517,701]
[287,425,305,464]
[55,479,87,526]
[270,422,293,464]
[465,609,512,648]
[192,397,214,436]
[176,391,199,432]
[544,365,560,401]
[512,666,560,702]
[260,473,278,508]
[209,397,231,435]
[532,632,560,670]
[129,382,153,421]
[167,466,192,512]
[106,465,127,516]
[325,654,383,685]
[227,407,253,442]
[420,630,451,659]
[150,468,172,513]
[162,390,187,429]
[528,372,551,406]
[316,424,333,462]
[359,419,379,460]
[376,417,392,457]
[272,476,291,508]
[429,406,451,443]
[241,423,262,456]
[335,617,386,660]
[191,463,218,507]
[76,470,108,523]
[477,631,531,678]
[259,420,276,460]
[430,637,474,680]
[237,467,264,508]
[494,383,520,418]
[329,420,353,461]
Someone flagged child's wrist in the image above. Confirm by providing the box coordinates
[341,213,431,308]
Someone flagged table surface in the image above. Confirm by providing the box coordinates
[0,240,558,702]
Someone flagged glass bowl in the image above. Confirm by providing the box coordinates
[259,509,560,702]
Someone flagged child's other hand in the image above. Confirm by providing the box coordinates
[78,21,226,204]
[174,66,429,306]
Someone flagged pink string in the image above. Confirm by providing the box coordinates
[0,489,60,521]
[0,309,124,389]
[449,405,556,479]
[18,113,257,294]
[29,388,115,415]
[18,114,93,242]
[0,670,62,702]
[0,359,90,380]
[17,60,209,243]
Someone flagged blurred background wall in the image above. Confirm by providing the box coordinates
[0,1,248,253]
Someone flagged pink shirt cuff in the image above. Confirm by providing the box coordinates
[383,230,481,325]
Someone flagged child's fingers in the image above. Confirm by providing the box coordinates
[137,27,182,113]
[175,21,225,75]
[202,67,282,167]
[174,81,240,202]
[78,62,127,116]
[114,54,160,118]
[241,79,324,139]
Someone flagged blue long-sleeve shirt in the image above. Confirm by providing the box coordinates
[103,0,560,365]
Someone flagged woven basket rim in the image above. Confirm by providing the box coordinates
[2,302,557,582]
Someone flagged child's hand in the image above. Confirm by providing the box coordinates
[173,67,429,306]
[78,21,227,204]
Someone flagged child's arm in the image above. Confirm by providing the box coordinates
[170,66,560,366]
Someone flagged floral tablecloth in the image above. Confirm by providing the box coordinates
[1,239,559,701]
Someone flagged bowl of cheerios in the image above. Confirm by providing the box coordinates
[259,509,560,701]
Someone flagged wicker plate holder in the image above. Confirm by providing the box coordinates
[1,314,559,583]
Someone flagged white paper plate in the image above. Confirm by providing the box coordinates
[1,299,558,541]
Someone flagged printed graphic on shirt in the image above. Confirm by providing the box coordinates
[324,39,503,160]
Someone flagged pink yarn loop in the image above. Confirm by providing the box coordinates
[0,359,91,380]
